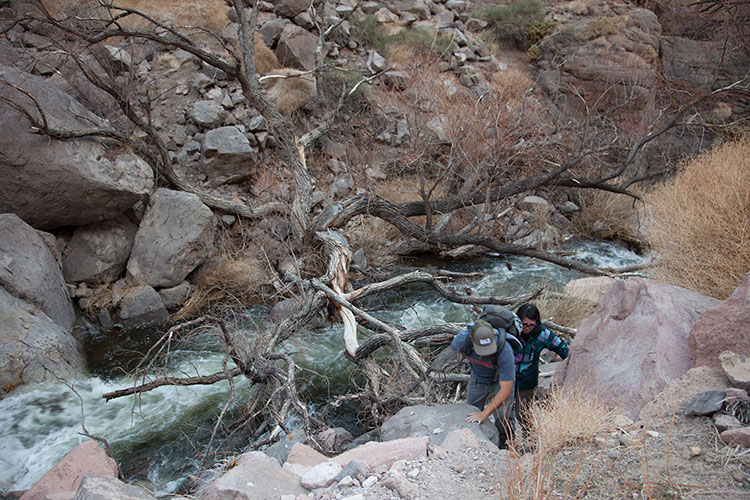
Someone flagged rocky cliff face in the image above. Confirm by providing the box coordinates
[0,0,746,396]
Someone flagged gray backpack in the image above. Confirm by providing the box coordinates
[479,305,523,352]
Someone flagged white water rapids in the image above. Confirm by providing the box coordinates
[0,240,648,495]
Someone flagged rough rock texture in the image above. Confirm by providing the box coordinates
[563,276,618,306]
[275,25,318,70]
[719,351,750,391]
[62,216,138,284]
[0,214,75,330]
[116,285,169,329]
[683,390,726,416]
[200,451,306,500]
[689,273,750,370]
[201,125,256,186]
[0,287,85,395]
[331,437,429,472]
[638,366,730,423]
[0,67,154,230]
[285,442,328,467]
[126,189,215,288]
[720,428,750,448]
[661,37,750,91]
[157,281,192,310]
[74,475,156,500]
[380,403,499,447]
[535,4,661,116]
[556,277,720,419]
[19,441,117,500]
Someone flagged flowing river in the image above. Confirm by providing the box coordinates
[0,240,648,496]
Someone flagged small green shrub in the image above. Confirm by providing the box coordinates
[322,68,370,100]
[477,0,546,49]
[352,14,389,54]
[525,18,556,46]
[526,44,541,61]
[587,15,627,36]
[352,15,456,59]
[388,27,456,58]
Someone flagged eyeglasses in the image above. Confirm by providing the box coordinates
[522,321,537,328]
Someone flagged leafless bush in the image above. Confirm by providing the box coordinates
[644,138,750,299]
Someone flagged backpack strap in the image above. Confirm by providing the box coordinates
[461,352,496,368]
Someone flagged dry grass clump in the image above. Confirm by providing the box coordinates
[176,256,267,319]
[490,67,533,101]
[568,190,644,241]
[643,138,750,299]
[264,68,317,116]
[529,384,615,452]
[535,291,596,329]
[42,0,230,31]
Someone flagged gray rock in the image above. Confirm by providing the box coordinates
[158,281,192,310]
[259,18,290,46]
[376,7,399,22]
[445,0,467,11]
[661,37,750,92]
[62,216,138,284]
[392,0,430,19]
[719,351,750,391]
[188,100,225,128]
[380,403,498,447]
[117,285,169,329]
[0,67,154,230]
[126,189,215,288]
[0,214,75,330]
[367,50,388,73]
[264,428,307,465]
[300,462,342,489]
[331,174,355,197]
[335,461,368,483]
[276,25,318,70]
[103,45,132,72]
[317,427,353,453]
[75,475,156,500]
[275,0,309,18]
[201,126,256,186]
[720,427,750,448]
[201,451,306,500]
[684,390,726,416]
[361,2,382,14]
[0,287,85,396]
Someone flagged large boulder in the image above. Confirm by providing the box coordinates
[0,287,85,395]
[555,277,720,419]
[0,67,154,230]
[534,4,660,116]
[62,215,138,284]
[276,25,318,70]
[0,214,75,329]
[116,285,169,329]
[200,451,306,500]
[126,189,215,288]
[661,37,750,91]
[74,475,156,500]
[689,273,750,370]
[330,436,429,472]
[19,441,117,500]
[379,403,498,447]
[201,126,256,186]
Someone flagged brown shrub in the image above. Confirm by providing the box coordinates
[568,190,644,241]
[264,68,317,115]
[643,138,750,299]
[254,36,279,75]
[535,292,597,330]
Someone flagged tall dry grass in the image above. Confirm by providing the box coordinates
[568,190,644,241]
[643,138,750,299]
[534,291,597,330]
[505,384,615,499]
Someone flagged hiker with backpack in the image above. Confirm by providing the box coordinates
[514,303,570,431]
[450,306,522,449]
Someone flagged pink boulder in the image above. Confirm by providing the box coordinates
[689,272,750,370]
[331,437,428,473]
[555,277,719,419]
[20,441,118,500]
